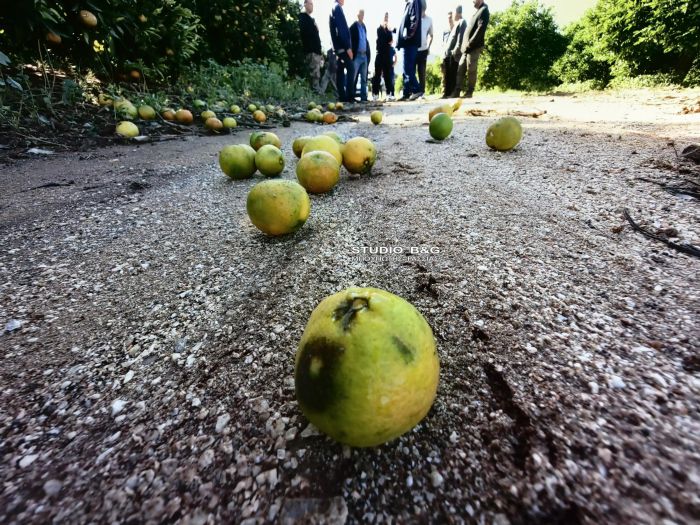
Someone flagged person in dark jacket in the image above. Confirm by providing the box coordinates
[298,0,323,93]
[350,9,371,102]
[329,0,356,102]
[396,0,422,100]
[442,5,466,98]
[371,12,395,101]
[451,0,489,98]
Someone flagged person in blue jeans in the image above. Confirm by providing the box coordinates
[397,0,422,101]
[329,0,356,102]
[350,9,371,102]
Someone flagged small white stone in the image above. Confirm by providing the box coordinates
[43,479,62,496]
[19,454,38,468]
[449,431,458,443]
[406,475,414,488]
[588,381,600,395]
[111,399,127,416]
[609,376,626,389]
[191,397,201,407]
[431,471,444,487]
[215,414,230,433]
[123,370,134,384]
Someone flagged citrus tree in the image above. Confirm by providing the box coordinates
[553,0,699,87]
[479,0,567,91]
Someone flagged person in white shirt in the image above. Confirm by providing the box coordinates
[412,1,433,100]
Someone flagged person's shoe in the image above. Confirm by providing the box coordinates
[409,92,422,101]
[465,92,474,99]
[387,95,395,101]
[399,95,410,101]
[448,90,461,98]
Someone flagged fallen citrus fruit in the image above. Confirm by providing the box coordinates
[201,110,216,121]
[429,113,453,141]
[486,117,522,151]
[295,287,439,447]
[293,136,312,158]
[246,180,311,236]
[253,110,267,123]
[370,111,383,125]
[205,117,223,132]
[255,144,285,177]
[296,151,341,193]
[230,104,241,114]
[302,135,343,165]
[138,105,157,120]
[342,137,377,175]
[219,144,257,179]
[116,121,139,138]
[222,117,237,129]
[175,109,193,124]
[322,111,338,124]
[97,93,113,107]
[161,108,176,121]
[250,131,281,151]
[248,104,258,112]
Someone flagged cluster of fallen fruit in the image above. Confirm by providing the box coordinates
[92,97,526,446]
[210,103,524,447]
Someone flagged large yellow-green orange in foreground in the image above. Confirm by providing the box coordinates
[250,131,282,151]
[486,117,523,151]
[370,111,383,125]
[302,135,343,165]
[296,151,340,194]
[246,180,311,236]
[219,144,257,180]
[342,137,377,174]
[116,121,139,138]
[255,145,285,177]
[295,287,439,447]
[429,113,453,141]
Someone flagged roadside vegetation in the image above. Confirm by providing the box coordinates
[1,0,698,150]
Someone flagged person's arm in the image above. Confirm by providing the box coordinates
[427,19,434,49]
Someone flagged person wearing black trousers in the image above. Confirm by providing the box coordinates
[329,0,356,103]
[371,12,395,101]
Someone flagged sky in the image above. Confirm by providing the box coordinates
[300,0,597,56]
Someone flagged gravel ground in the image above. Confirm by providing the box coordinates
[1,90,699,524]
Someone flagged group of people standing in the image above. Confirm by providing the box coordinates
[298,0,489,102]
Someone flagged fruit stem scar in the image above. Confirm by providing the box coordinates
[333,296,370,331]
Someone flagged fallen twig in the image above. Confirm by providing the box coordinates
[623,209,700,258]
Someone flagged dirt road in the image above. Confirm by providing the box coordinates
[1,89,699,524]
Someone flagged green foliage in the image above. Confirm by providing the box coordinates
[0,0,305,81]
[479,1,568,91]
[550,13,613,89]
[425,59,443,95]
[183,60,314,104]
[552,0,699,88]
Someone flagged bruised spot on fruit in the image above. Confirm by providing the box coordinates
[333,297,369,331]
[296,338,345,412]
[392,336,416,364]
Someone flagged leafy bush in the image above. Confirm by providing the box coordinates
[552,0,699,88]
[425,59,443,95]
[479,1,567,91]
[0,0,305,81]
[182,60,314,104]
